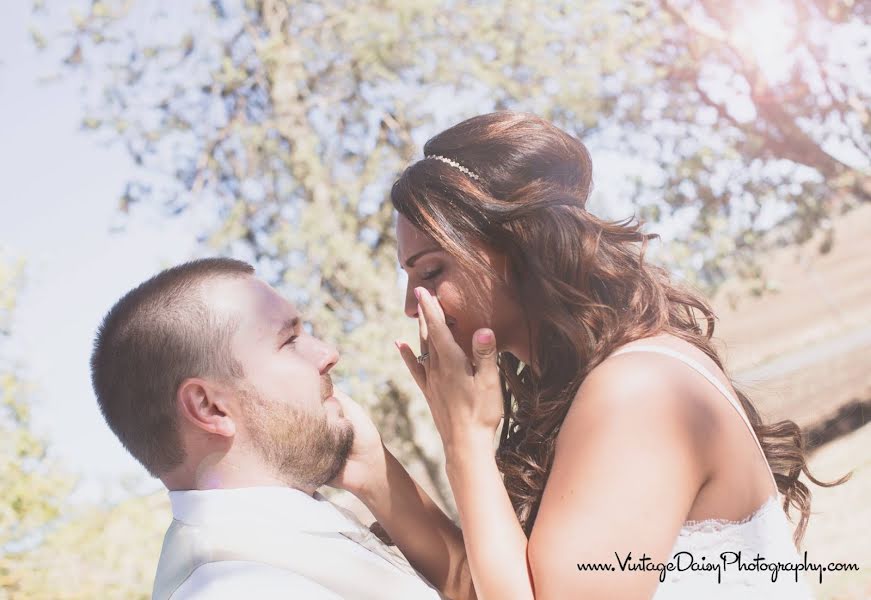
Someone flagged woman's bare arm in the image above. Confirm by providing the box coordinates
[353,444,475,600]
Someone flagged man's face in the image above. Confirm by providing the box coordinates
[210,275,353,489]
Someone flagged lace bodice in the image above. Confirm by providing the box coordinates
[650,494,813,598]
[610,345,814,599]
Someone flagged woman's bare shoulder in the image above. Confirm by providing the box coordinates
[567,337,722,453]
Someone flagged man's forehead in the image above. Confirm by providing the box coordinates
[245,278,300,326]
[206,275,299,330]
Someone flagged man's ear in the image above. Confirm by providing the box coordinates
[177,378,236,437]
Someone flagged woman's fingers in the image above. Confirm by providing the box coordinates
[415,287,453,354]
[472,328,500,389]
[417,302,430,357]
[431,291,447,322]
[396,341,427,389]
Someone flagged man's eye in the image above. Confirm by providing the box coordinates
[421,268,442,281]
[282,336,298,348]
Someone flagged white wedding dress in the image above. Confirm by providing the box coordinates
[609,345,815,599]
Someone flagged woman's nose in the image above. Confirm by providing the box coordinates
[404,285,419,319]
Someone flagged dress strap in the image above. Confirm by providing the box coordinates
[610,344,778,492]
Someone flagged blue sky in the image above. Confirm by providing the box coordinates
[0,0,805,503]
[2,1,866,506]
[0,0,599,504]
[0,1,632,505]
[0,1,203,502]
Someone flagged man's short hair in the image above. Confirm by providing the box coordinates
[90,257,254,477]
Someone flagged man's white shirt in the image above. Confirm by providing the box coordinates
[163,486,442,599]
[175,560,341,599]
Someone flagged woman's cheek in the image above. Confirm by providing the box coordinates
[437,286,465,320]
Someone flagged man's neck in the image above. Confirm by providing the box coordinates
[161,454,317,496]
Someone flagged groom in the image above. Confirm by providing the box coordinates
[89,258,451,599]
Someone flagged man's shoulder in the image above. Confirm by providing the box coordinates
[169,560,343,599]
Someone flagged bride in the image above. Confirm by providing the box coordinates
[336,112,843,600]
[338,112,841,599]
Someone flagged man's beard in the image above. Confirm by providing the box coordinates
[241,381,353,490]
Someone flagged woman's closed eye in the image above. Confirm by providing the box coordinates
[282,335,298,348]
[421,267,443,281]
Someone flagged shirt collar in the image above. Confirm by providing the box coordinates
[168,486,361,534]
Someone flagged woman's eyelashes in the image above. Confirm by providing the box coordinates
[420,267,443,281]
[282,335,299,348]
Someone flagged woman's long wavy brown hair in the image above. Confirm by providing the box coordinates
[391,111,846,545]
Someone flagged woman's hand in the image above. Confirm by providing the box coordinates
[327,389,388,498]
[396,287,503,455]
[329,386,476,599]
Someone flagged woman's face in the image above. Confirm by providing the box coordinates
[396,215,527,360]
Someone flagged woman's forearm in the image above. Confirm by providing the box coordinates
[445,437,534,600]
[355,445,475,600]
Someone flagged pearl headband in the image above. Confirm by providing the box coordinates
[425,154,481,181]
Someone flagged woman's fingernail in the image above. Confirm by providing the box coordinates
[394,340,402,350]
[477,330,494,344]
[414,287,421,300]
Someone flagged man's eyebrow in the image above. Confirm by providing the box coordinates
[401,248,442,270]
[276,317,300,338]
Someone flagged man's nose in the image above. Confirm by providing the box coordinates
[311,338,339,374]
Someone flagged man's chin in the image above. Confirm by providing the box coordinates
[324,423,355,484]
